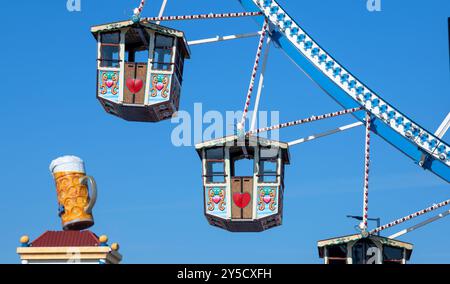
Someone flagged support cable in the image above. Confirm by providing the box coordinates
[246,107,363,136]
[370,198,450,235]
[145,12,263,22]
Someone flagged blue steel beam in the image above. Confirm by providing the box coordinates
[238,0,450,183]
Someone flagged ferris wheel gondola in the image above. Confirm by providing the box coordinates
[91,18,190,122]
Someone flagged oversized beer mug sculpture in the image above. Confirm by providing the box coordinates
[49,156,97,230]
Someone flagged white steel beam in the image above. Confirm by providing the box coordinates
[188,32,262,46]
[250,37,271,132]
[288,122,363,147]
[435,113,450,138]
[419,112,450,167]
[156,0,168,25]
[389,209,450,239]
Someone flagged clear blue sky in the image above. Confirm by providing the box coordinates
[0,0,449,264]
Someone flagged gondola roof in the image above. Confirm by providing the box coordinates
[317,233,414,259]
[195,135,290,164]
[91,19,191,58]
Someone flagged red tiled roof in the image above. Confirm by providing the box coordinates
[31,231,101,247]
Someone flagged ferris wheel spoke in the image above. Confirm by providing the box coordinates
[187,32,262,46]
[156,0,168,25]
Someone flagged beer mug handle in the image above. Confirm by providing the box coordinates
[80,175,97,214]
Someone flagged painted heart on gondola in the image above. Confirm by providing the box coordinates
[263,195,271,204]
[212,196,222,204]
[106,80,114,88]
[126,78,144,94]
[233,193,251,209]
[156,82,165,91]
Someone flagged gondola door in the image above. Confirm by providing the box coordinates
[352,239,381,264]
[231,177,253,219]
[123,63,147,104]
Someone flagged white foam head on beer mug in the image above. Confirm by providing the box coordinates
[49,156,85,174]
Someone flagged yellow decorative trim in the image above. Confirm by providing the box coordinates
[17,247,122,264]
[17,247,110,254]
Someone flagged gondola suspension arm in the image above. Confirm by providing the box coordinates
[250,37,272,132]
[247,107,363,136]
[238,18,269,134]
[132,0,147,22]
[360,113,372,234]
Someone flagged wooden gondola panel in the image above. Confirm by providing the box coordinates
[123,63,136,104]
[135,63,147,104]
[231,177,253,219]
